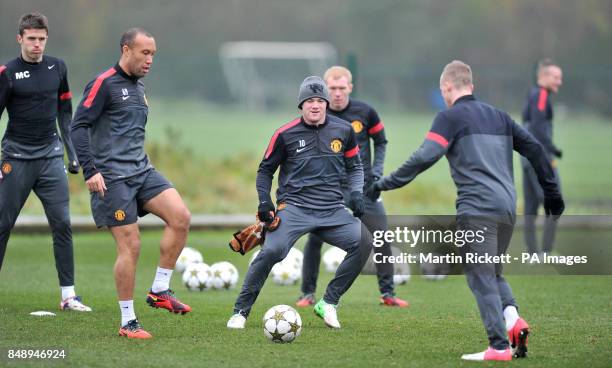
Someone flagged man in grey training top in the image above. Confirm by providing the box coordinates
[71,28,192,339]
[227,76,371,330]
[367,60,564,361]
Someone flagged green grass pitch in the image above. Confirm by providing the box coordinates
[1,230,611,367]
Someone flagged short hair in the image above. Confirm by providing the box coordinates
[18,12,48,36]
[120,27,153,51]
[537,58,559,76]
[440,60,473,88]
[324,66,353,83]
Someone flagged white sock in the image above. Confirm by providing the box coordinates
[503,305,520,331]
[151,267,173,293]
[61,286,76,301]
[119,300,137,326]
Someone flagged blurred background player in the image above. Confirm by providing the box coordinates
[227,76,371,330]
[367,60,564,361]
[521,59,563,256]
[0,12,90,312]
[70,28,192,339]
[296,66,408,308]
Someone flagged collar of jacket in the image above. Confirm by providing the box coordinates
[301,116,328,129]
[453,94,476,106]
[114,63,140,82]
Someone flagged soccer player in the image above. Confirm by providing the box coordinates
[367,61,564,361]
[0,12,91,312]
[521,59,563,256]
[70,28,192,339]
[296,66,408,308]
[227,76,370,330]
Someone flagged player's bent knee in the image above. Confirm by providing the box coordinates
[116,235,142,258]
[124,241,141,259]
[169,206,191,232]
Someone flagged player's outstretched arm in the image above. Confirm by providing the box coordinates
[379,138,445,192]
[373,113,450,196]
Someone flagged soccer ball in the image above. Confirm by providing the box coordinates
[286,248,303,270]
[249,248,303,286]
[393,262,411,285]
[182,263,212,291]
[175,247,203,273]
[392,247,411,285]
[262,305,302,343]
[271,260,301,286]
[322,247,346,273]
[209,261,239,289]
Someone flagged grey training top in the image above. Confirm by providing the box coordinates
[256,114,364,210]
[379,95,560,216]
[71,64,152,181]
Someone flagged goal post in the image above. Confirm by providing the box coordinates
[219,41,338,110]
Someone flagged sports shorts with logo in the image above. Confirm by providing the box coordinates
[90,168,173,228]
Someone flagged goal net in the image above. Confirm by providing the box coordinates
[219,41,337,110]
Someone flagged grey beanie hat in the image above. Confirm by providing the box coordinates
[297,76,330,109]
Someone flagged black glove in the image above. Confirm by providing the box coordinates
[348,191,365,218]
[553,148,563,159]
[365,180,382,201]
[544,194,565,220]
[257,201,275,224]
[68,159,80,174]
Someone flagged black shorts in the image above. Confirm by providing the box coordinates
[90,169,173,228]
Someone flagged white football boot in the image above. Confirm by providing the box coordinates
[227,313,246,329]
[314,299,340,329]
[60,296,92,312]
